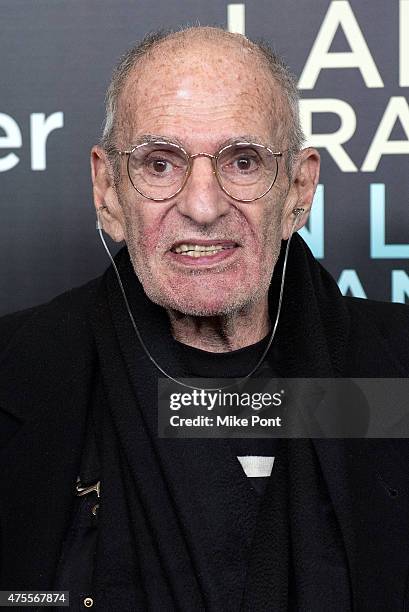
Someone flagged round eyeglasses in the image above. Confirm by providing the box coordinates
[116,140,285,202]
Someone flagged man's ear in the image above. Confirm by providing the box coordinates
[91,145,126,242]
[281,147,320,240]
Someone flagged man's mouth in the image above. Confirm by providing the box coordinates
[169,240,239,265]
[172,242,236,257]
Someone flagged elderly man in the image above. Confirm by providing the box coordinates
[1,26,409,611]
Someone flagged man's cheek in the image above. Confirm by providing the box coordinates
[127,217,160,254]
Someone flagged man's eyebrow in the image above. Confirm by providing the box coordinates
[130,134,179,145]
[221,135,267,146]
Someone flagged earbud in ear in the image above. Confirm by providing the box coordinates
[96,205,108,231]
[288,207,305,239]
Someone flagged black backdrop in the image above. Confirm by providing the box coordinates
[1,0,408,315]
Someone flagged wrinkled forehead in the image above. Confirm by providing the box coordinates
[116,37,288,147]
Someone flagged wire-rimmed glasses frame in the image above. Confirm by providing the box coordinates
[116,139,286,202]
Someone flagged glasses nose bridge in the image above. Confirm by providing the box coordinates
[188,151,217,173]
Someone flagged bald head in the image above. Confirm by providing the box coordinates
[101,26,304,176]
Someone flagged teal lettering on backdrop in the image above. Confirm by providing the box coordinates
[299,183,409,302]
[299,184,324,259]
[392,270,409,303]
[337,270,367,299]
[370,184,409,259]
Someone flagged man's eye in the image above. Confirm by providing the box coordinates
[222,153,260,174]
[235,156,253,171]
[146,158,172,174]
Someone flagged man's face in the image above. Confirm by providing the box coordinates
[98,40,300,316]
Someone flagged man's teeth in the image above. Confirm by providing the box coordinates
[173,244,234,257]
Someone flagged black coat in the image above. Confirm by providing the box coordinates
[1,240,409,610]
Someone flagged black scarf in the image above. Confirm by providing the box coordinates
[89,235,354,611]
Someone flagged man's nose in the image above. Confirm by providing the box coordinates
[176,156,230,225]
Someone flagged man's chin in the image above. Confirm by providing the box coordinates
[145,288,252,318]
